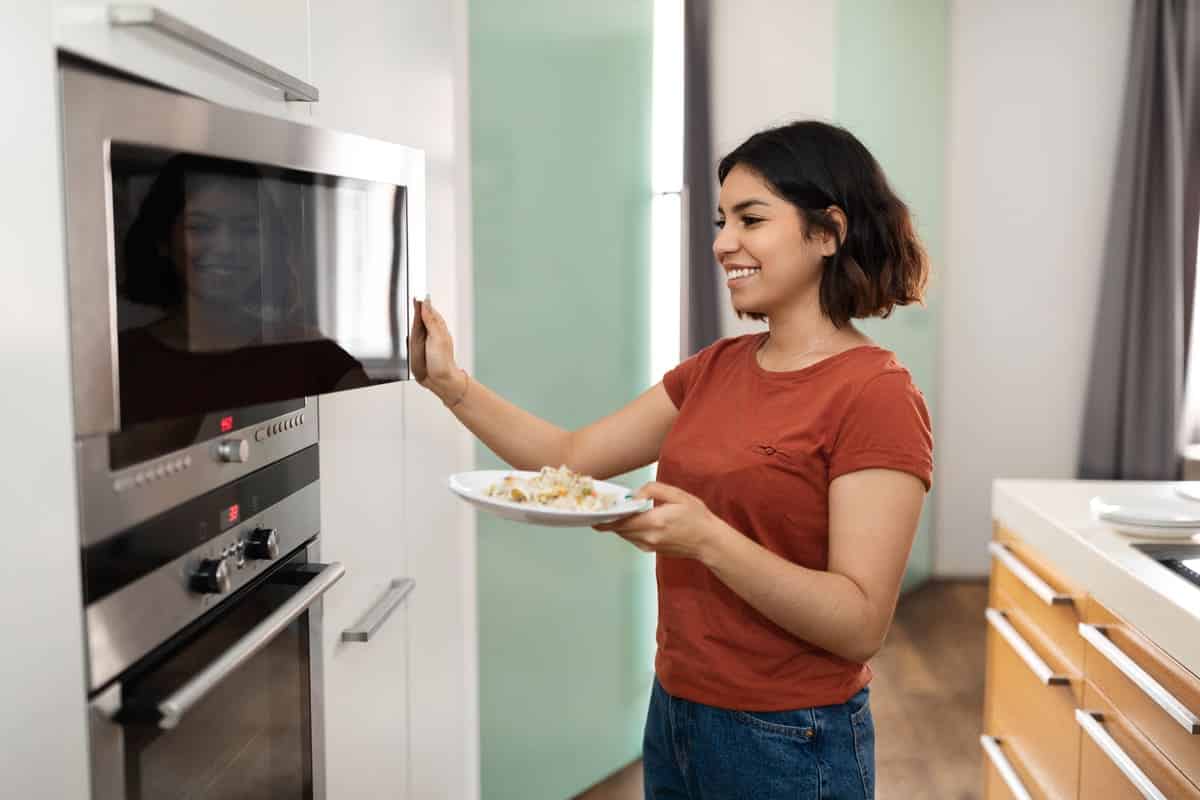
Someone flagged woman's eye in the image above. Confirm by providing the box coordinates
[713,218,725,230]
[742,217,762,227]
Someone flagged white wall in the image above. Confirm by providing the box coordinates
[0,1,91,796]
[937,0,1134,575]
[709,0,835,340]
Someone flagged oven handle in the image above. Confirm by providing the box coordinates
[155,561,345,730]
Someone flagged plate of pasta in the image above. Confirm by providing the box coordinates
[448,465,652,527]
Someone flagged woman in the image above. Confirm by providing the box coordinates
[411,120,932,799]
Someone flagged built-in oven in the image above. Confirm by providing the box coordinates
[85,447,338,800]
[58,58,426,544]
[58,55,427,799]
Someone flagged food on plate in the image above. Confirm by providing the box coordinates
[485,465,617,511]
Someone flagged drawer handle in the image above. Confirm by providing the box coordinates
[988,542,1074,605]
[1075,710,1169,800]
[985,608,1070,686]
[980,736,1033,800]
[341,578,415,643]
[1079,623,1200,734]
[108,5,320,102]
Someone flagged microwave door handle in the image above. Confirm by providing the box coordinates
[108,5,320,102]
[151,561,345,730]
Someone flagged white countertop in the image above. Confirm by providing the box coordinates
[993,480,1200,677]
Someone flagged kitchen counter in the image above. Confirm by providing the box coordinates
[993,480,1200,677]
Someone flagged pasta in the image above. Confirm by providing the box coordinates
[485,465,617,511]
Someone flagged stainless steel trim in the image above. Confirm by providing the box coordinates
[87,481,321,689]
[156,561,345,729]
[342,578,415,643]
[979,736,1033,800]
[1079,623,1200,734]
[76,399,316,547]
[307,541,327,800]
[985,608,1070,686]
[60,63,426,438]
[1075,710,1168,800]
[107,4,319,101]
[88,684,126,800]
[988,542,1074,605]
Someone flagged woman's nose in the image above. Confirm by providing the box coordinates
[712,226,737,260]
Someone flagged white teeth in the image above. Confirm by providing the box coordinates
[728,268,760,280]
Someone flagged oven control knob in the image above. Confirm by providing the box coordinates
[217,439,249,463]
[245,528,279,560]
[190,558,231,594]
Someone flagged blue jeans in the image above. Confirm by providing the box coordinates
[643,678,875,799]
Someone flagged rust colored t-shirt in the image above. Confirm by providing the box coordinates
[656,333,933,711]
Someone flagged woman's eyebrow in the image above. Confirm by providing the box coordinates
[716,199,771,216]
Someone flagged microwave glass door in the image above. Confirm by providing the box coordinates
[110,142,408,430]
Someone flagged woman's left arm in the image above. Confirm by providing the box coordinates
[595,468,926,663]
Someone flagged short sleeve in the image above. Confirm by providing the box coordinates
[829,371,934,491]
[662,342,717,409]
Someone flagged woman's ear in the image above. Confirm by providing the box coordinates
[822,206,848,256]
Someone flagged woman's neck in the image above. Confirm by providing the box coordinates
[758,301,869,369]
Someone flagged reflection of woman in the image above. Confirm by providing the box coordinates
[118,154,368,426]
[412,122,933,798]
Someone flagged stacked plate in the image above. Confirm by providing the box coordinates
[1091,488,1200,539]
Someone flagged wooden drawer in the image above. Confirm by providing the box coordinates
[990,525,1086,682]
[984,590,1080,800]
[1083,598,1200,787]
[1079,681,1200,799]
[987,575,1083,704]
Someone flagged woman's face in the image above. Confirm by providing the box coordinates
[170,175,263,306]
[713,165,836,318]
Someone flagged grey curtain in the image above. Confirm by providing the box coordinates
[1078,0,1200,480]
[683,0,721,356]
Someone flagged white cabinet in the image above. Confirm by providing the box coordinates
[54,0,310,117]
[309,1,478,797]
[318,384,412,799]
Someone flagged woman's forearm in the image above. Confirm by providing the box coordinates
[699,522,884,664]
[429,370,572,472]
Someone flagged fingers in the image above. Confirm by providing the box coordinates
[635,481,688,504]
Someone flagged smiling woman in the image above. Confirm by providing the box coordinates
[412,118,933,799]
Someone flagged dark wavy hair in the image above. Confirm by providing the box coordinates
[717,121,929,326]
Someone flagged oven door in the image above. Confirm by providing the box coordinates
[88,547,342,800]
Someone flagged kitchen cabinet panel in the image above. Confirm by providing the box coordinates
[54,0,309,118]
[318,384,411,799]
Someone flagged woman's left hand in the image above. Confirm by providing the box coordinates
[593,481,728,561]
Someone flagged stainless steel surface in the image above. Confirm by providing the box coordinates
[75,399,315,547]
[246,527,279,560]
[985,608,1070,686]
[107,4,319,101]
[189,558,231,595]
[1079,623,1200,734]
[341,578,415,643]
[979,736,1032,800]
[1075,710,1168,800]
[89,685,126,800]
[988,542,1075,605]
[60,62,426,439]
[156,560,345,729]
[216,438,250,463]
[87,481,321,689]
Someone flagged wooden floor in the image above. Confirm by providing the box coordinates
[575,579,989,800]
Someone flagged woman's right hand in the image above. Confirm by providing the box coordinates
[410,296,465,403]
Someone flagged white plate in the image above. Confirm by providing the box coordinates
[1090,495,1200,527]
[1099,520,1200,540]
[448,470,653,528]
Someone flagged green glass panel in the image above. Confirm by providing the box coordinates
[469,2,654,797]
[836,0,947,592]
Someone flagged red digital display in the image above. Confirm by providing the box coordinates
[220,415,235,433]
[227,504,240,524]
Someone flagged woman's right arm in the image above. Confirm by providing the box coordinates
[412,298,678,481]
